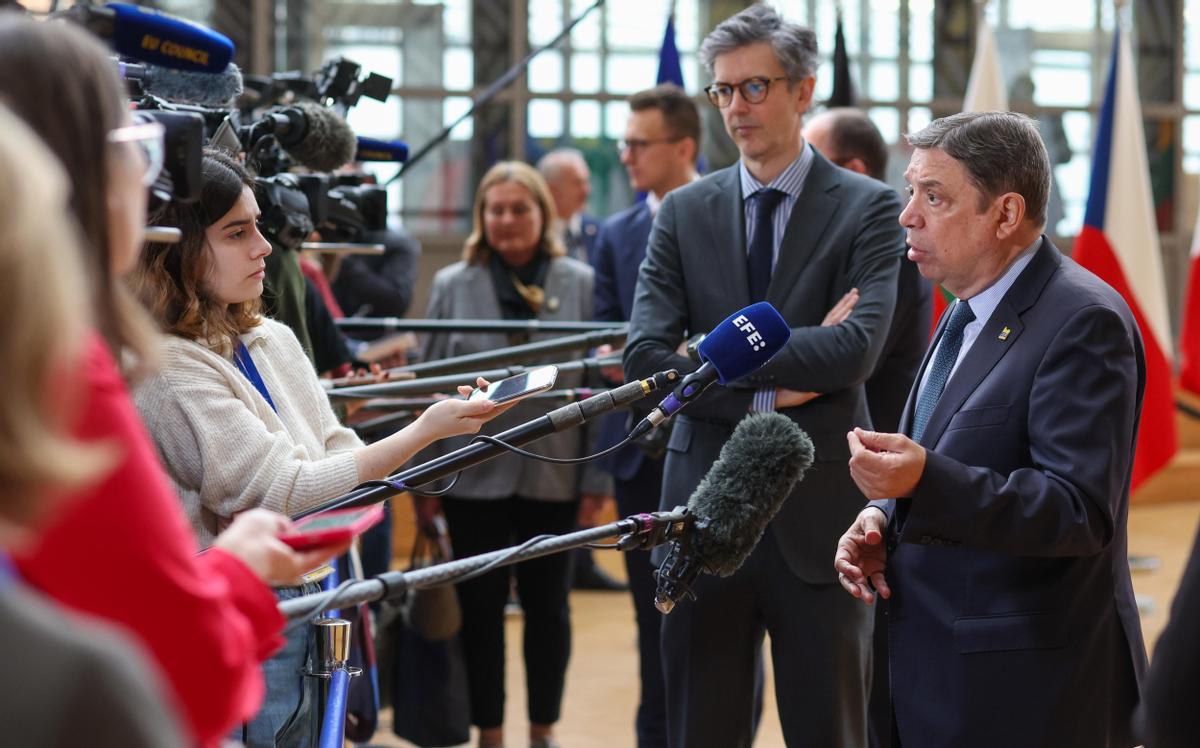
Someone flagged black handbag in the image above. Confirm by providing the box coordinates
[388,517,471,747]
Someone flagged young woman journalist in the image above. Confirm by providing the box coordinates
[129,148,502,745]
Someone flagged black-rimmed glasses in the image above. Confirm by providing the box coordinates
[704,76,791,108]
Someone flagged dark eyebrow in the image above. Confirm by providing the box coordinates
[904,177,944,190]
[220,213,262,231]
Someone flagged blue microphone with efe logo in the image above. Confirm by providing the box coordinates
[629,301,790,440]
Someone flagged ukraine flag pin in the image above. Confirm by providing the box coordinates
[998,326,1011,341]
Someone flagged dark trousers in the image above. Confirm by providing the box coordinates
[441,496,577,728]
[660,527,873,748]
[615,457,668,748]
[868,599,891,748]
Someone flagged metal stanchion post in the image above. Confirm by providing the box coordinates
[307,618,362,748]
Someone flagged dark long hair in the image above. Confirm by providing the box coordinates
[131,149,263,354]
[0,15,159,369]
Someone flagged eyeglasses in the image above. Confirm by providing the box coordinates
[106,120,166,188]
[704,76,791,108]
[618,137,684,153]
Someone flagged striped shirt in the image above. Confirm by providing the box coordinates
[739,145,815,413]
[739,144,816,269]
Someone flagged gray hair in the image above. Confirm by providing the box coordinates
[699,4,818,80]
[536,147,588,184]
[906,111,1051,228]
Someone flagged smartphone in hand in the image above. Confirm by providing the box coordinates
[468,365,558,405]
[278,505,385,551]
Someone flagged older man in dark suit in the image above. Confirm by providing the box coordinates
[836,111,1147,747]
[624,6,905,747]
[538,148,600,263]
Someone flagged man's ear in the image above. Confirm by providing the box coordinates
[841,157,869,177]
[676,136,699,166]
[993,192,1027,239]
[794,76,816,115]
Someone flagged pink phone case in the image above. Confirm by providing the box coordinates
[279,504,385,551]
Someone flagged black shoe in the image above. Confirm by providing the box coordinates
[572,565,628,592]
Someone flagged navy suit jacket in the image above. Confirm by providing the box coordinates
[591,201,655,480]
[871,238,1147,747]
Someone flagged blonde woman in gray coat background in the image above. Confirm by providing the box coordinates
[418,161,610,748]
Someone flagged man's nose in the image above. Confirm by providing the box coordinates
[899,198,920,228]
[728,87,752,113]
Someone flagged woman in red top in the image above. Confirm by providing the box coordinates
[0,17,347,746]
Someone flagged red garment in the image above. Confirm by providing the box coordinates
[300,257,345,318]
[15,334,285,747]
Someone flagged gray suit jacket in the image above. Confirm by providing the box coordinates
[0,582,186,747]
[420,256,609,500]
[625,151,905,581]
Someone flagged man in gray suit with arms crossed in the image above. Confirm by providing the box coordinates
[624,5,905,746]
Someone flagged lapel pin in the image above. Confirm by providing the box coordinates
[998,326,1011,341]
[547,296,560,312]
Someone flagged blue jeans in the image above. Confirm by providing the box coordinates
[236,583,320,748]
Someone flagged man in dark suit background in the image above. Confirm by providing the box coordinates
[804,107,931,433]
[590,82,700,748]
[1138,520,1200,747]
[835,111,1147,747]
[804,106,931,748]
[624,6,905,746]
[538,148,600,263]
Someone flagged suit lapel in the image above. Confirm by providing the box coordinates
[900,306,950,437]
[767,153,840,309]
[918,238,1062,447]
[704,168,751,305]
[465,264,501,319]
[618,203,653,313]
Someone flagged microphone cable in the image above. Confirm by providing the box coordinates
[464,431,637,465]
[338,429,638,503]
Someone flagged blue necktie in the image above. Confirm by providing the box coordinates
[747,188,786,302]
[911,300,975,442]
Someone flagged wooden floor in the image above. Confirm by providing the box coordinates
[368,499,1200,748]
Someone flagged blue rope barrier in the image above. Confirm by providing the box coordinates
[318,668,350,748]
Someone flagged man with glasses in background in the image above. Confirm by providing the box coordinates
[624,6,906,747]
[590,82,700,748]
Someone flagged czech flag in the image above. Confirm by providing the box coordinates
[1179,215,1200,394]
[1073,28,1177,491]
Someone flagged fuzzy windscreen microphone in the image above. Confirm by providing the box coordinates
[138,62,244,107]
[280,101,357,173]
[687,412,815,576]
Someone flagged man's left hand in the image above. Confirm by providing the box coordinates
[847,427,926,499]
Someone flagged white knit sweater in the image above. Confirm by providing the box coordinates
[133,318,363,545]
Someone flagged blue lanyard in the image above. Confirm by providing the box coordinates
[0,551,14,586]
[233,340,277,413]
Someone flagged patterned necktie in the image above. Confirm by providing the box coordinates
[747,188,786,302]
[911,300,976,442]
